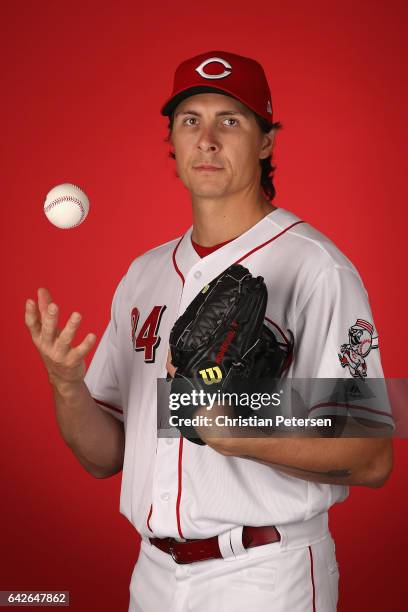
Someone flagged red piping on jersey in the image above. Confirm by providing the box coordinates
[265,316,291,346]
[146,504,153,533]
[93,398,123,415]
[172,235,185,285]
[147,236,186,540]
[234,221,305,265]
[264,317,294,374]
[172,236,186,538]
[308,401,395,420]
[309,546,316,612]
[176,437,185,538]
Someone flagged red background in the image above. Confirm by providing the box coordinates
[2,0,407,610]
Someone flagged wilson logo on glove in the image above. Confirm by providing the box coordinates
[198,366,223,384]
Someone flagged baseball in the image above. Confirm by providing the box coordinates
[43,183,90,229]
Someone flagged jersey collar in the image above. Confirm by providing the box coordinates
[173,207,304,312]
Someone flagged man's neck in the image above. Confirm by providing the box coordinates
[191,190,276,247]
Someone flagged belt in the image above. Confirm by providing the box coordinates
[149,525,281,564]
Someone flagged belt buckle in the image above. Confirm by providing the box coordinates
[168,544,181,564]
[169,543,193,565]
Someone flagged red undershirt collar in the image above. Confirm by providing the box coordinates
[191,237,234,258]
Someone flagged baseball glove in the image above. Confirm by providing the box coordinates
[169,264,291,445]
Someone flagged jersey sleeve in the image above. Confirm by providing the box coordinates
[84,277,125,423]
[292,265,394,429]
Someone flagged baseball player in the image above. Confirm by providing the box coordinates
[25,51,394,611]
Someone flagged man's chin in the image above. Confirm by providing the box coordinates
[189,187,229,199]
[187,180,230,199]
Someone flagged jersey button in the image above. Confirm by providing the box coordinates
[161,492,170,502]
[194,271,202,279]
[166,438,174,445]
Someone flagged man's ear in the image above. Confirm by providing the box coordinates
[259,129,275,160]
[167,129,176,159]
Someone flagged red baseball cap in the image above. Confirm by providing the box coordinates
[161,50,274,124]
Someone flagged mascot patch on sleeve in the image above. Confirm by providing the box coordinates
[338,319,379,379]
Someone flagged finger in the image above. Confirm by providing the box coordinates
[24,299,41,340]
[41,302,59,346]
[70,333,97,361]
[54,312,82,358]
[38,287,53,318]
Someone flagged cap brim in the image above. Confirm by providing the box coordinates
[161,85,273,127]
[161,86,236,116]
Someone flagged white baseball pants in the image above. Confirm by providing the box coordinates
[128,533,339,611]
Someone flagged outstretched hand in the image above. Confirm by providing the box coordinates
[25,288,97,388]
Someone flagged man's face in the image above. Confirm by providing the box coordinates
[170,93,274,199]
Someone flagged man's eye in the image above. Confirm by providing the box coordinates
[223,118,238,127]
[184,117,198,126]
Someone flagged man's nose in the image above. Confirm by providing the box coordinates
[197,127,220,153]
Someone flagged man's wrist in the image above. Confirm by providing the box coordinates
[51,378,86,400]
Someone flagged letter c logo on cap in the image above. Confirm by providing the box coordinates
[195,57,232,80]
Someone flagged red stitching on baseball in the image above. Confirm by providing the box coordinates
[44,195,85,227]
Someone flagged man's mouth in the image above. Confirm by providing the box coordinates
[193,164,224,172]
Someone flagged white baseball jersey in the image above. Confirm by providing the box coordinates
[84,207,393,545]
